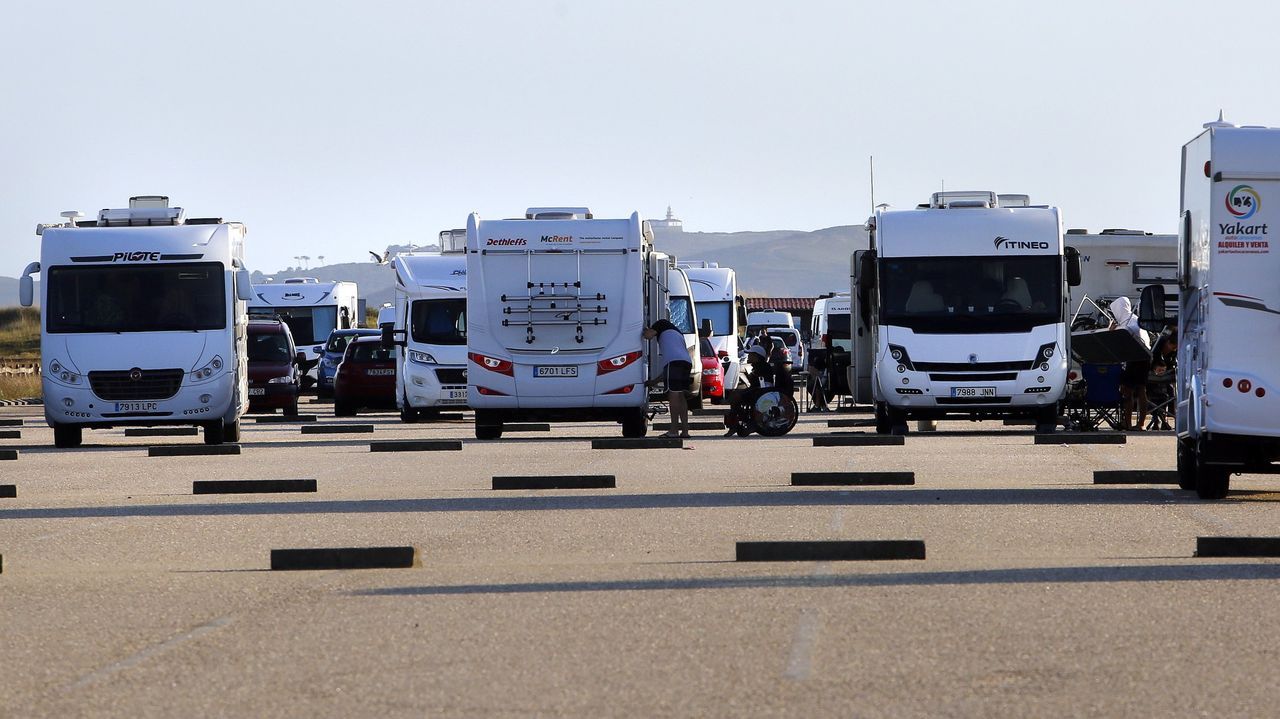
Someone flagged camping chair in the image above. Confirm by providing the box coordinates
[1146,372,1176,430]
[1063,363,1124,431]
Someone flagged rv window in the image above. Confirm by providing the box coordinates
[879,255,1062,334]
[411,299,466,345]
[694,301,733,337]
[349,342,394,363]
[46,262,227,334]
[668,297,695,334]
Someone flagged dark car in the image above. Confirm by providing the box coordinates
[315,328,380,398]
[248,320,302,416]
[333,336,397,416]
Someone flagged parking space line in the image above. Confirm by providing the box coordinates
[783,608,820,681]
[65,616,233,692]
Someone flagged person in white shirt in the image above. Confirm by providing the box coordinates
[642,319,693,438]
[1109,296,1152,431]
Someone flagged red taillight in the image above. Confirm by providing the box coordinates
[597,351,642,375]
[1257,387,1267,398]
[469,352,513,376]
[475,386,508,396]
[821,333,829,347]
[1068,371,1078,381]
[717,350,728,358]
[604,384,635,395]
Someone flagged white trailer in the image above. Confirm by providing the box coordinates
[18,196,255,447]
[679,261,747,394]
[1065,228,1178,328]
[1175,118,1280,498]
[386,230,469,421]
[852,191,1079,434]
[465,207,667,439]
[249,278,359,382]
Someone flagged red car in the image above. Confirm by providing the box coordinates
[248,320,302,416]
[700,337,724,402]
[334,336,397,416]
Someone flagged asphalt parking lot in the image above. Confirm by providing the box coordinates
[4,401,1280,717]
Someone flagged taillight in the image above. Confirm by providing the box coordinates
[475,386,508,396]
[597,351,642,375]
[468,352,513,376]
[604,384,634,394]
[717,350,728,359]
[821,333,829,347]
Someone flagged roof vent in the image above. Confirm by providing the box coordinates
[525,207,592,220]
[1100,229,1151,235]
[97,205,185,227]
[997,194,1030,207]
[283,277,319,284]
[438,229,467,253]
[930,191,997,209]
[1065,228,1089,235]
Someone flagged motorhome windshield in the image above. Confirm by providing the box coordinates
[247,306,339,346]
[694,301,732,337]
[879,255,1061,334]
[668,297,695,334]
[46,262,226,334]
[410,298,466,345]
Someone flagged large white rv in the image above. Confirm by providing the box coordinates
[666,264,703,407]
[249,278,359,382]
[679,261,746,394]
[387,230,469,421]
[852,191,1078,434]
[18,196,255,447]
[465,207,667,438]
[1065,228,1178,327]
[1175,118,1280,499]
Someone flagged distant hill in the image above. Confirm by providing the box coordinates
[1,226,867,309]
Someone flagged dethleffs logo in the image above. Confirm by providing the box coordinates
[993,236,1049,250]
[485,237,526,246]
[540,234,572,243]
[112,251,161,262]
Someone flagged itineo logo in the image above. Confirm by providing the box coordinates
[993,236,1050,250]
[1226,185,1260,220]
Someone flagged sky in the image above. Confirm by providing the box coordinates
[4,0,1280,277]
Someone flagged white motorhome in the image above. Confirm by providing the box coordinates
[852,191,1078,434]
[18,196,255,447]
[745,310,794,335]
[666,264,704,407]
[386,229,469,421]
[679,261,746,394]
[465,207,667,438]
[1175,118,1280,499]
[249,278,359,382]
[1065,228,1178,328]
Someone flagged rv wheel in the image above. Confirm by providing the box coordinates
[1195,438,1230,500]
[621,410,649,438]
[53,423,82,449]
[874,403,892,435]
[1176,439,1197,491]
[203,421,225,445]
[475,410,503,439]
[399,406,419,423]
[224,419,241,443]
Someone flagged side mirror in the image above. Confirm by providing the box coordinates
[1138,284,1168,333]
[1178,210,1192,289]
[380,322,395,350]
[235,268,254,301]
[1065,246,1082,287]
[857,250,877,290]
[699,318,713,338]
[19,275,34,307]
[312,345,324,355]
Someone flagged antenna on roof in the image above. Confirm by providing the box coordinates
[869,155,875,215]
[1203,110,1234,129]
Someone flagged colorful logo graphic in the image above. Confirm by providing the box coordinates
[1226,184,1260,220]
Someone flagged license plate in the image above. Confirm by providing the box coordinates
[367,368,395,376]
[248,387,265,396]
[951,386,997,398]
[447,389,467,399]
[115,401,158,412]
[535,366,578,378]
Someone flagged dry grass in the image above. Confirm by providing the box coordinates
[0,374,40,402]
[0,307,40,360]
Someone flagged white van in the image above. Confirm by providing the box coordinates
[852,191,1079,434]
[811,292,852,399]
[1174,117,1280,498]
[19,196,255,447]
[385,230,469,421]
[666,264,703,406]
[465,207,667,438]
[249,278,359,384]
[680,261,746,394]
[745,310,794,336]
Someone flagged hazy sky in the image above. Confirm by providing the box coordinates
[4,0,1280,276]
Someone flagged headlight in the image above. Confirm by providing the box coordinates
[48,358,81,384]
[409,350,437,365]
[190,355,224,381]
[887,344,914,370]
[267,376,294,384]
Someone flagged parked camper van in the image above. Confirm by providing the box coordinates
[680,261,746,395]
[667,264,703,407]
[384,230,469,422]
[19,196,254,447]
[1174,118,1280,498]
[852,191,1079,434]
[1064,229,1178,328]
[811,292,852,399]
[465,207,668,438]
[249,278,359,385]
[745,310,794,336]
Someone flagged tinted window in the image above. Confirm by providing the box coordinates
[411,299,465,345]
[349,342,394,363]
[879,255,1061,334]
[249,332,292,362]
[699,338,715,357]
[325,331,376,353]
[46,262,226,334]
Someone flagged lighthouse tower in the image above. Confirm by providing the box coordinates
[649,205,684,233]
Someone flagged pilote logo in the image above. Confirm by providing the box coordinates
[111,251,161,262]
[1226,185,1260,220]
[486,238,527,246]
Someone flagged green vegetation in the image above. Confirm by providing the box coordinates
[0,307,40,360]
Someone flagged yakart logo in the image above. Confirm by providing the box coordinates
[485,237,526,246]
[1226,184,1260,220]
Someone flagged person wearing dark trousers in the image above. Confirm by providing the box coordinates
[643,320,693,438]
